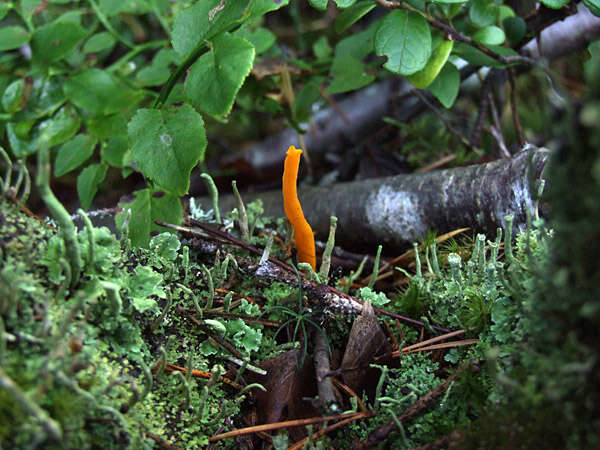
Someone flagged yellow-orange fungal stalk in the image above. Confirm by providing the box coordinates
[282,145,316,270]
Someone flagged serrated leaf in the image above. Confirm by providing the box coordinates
[83,32,116,53]
[375,10,431,76]
[172,0,287,58]
[238,27,276,54]
[64,68,144,116]
[55,134,97,177]
[335,1,376,34]
[539,0,569,8]
[0,26,30,51]
[116,188,183,248]
[77,163,107,210]
[31,18,87,63]
[473,25,505,45]
[428,61,460,108]
[185,32,255,118]
[128,105,207,195]
[172,1,247,58]
[469,0,498,27]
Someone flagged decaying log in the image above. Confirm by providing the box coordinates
[211,147,550,254]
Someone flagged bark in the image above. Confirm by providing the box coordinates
[213,147,550,254]
[212,79,406,180]
[522,3,600,60]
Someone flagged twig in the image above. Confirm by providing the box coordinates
[314,327,338,411]
[158,220,452,333]
[288,411,374,450]
[487,92,511,158]
[351,363,478,449]
[411,89,475,151]
[375,0,535,68]
[208,411,365,442]
[470,74,492,147]
[507,69,525,147]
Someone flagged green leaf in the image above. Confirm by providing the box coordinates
[64,68,144,116]
[539,0,569,8]
[294,81,322,122]
[185,32,255,118]
[98,0,153,16]
[431,0,467,4]
[82,31,116,53]
[309,0,328,10]
[375,10,431,76]
[503,16,526,45]
[31,18,87,63]
[334,1,376,34]
[0,3,12,21]
[116,188,183,248]
[313,36,332,60]
[2,79,25,113]
[38,104,81,147]
[428,61,460,108]
[407,39,454,88]
[334,0,357,7]
[498,5,515,20]
[334,21,377,59]
[469,0,498,27]
[101,136,128,167]
[327,56,375,94]
[171,1,247,58]
[14,76,64,121]
[128,105,207,196]
[77,163,107,210]
[238,27,276,54]
[583,0,600,16]
[55,134,98,177]
[88,113,128,140]
[0,26,30,52]
[473,25,505,45]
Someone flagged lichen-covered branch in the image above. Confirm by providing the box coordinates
[215,148,549,254]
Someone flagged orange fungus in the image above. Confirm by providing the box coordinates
[282,145,316,270]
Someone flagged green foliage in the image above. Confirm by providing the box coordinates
[375,10,432,76]
[0,0,562,246]
[128,105,207,196]
[185,32,255,119]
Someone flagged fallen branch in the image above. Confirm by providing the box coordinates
[214,147,549,254]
